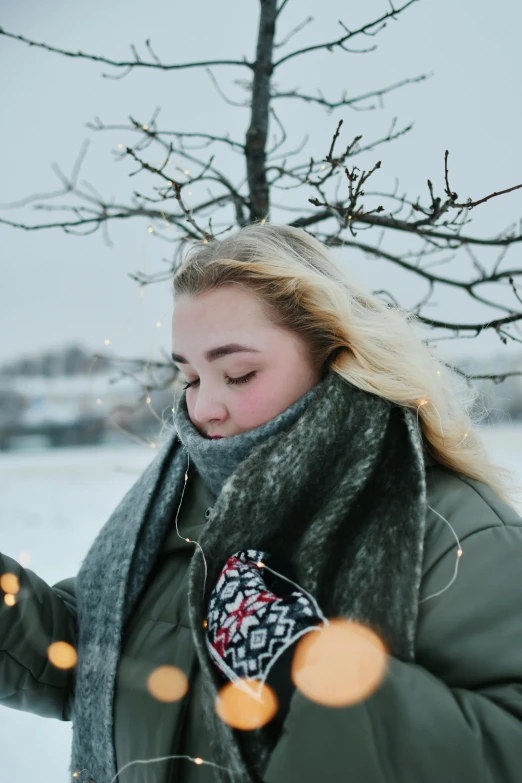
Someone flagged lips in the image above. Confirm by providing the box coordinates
[207,435,224,439]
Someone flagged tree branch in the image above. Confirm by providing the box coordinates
[444,149,522,209]
[87,115,245,152]
[273,0,419,68]
[0,139,91,209]
[298,205,522,246]
[0,27,252,76]
[417,312,522,334]
[327,237,522,291]
[271,72,431,111]
[274,15,313,48]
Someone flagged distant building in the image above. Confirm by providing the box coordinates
[0,344,177,449]
[0,344,112,378]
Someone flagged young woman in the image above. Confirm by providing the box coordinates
[1,224,521,783]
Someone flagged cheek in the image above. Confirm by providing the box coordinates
[233,381,283,426]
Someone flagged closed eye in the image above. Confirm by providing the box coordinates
[182,371,257,390]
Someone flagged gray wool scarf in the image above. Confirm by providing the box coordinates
[173,378,324,496]
[70,369,428,783]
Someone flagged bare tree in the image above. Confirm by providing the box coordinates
[1,0,522,399]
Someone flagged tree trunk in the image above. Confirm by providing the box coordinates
[245,0,278,222]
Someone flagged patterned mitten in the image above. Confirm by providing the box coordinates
[205,548,324,723]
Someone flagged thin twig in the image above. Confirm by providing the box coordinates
[273,0,419,68]
[0,27,252,75]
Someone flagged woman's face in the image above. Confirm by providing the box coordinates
[171,285,322,438]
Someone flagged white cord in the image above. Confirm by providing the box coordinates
[419,505,463,603]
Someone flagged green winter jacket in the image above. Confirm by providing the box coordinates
[1,460,521,783]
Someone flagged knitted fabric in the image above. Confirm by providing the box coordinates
[173,380,323,497]
[70,369,427,783]
[205,548,324,683]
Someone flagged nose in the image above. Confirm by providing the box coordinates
[192,386,227,426]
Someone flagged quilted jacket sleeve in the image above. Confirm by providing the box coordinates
[0,551,77,721]
[263,471,522,783]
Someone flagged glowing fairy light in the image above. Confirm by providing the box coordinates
[1,573,20,595]
[147,665,188,703]
[118,143,123,149]
[454,430,469,448]
[48,641,78,670]
[96,398,103,405]
[215,679,278,730]
[148,226,154,233]
[320,165,326,170]
[156,321,162,327]
[143,125,149,130]
[414,396,444,441]
[184,169,190,175]
[291,618,388,708]
[146,396,151,404]
[104,339,110,346]
[194,758,203,765]
[4,594,16,607]
[256,561,265,568]
[436,370,441,375]
[149,443,157,449]
[188,191,192,196]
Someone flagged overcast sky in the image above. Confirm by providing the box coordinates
[1,0,521,369]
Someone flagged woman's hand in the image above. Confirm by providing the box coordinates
[205,549,324,717]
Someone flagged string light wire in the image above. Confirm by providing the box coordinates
[255,561,329,626]
[419,505,463,603]
[416,397,445,443]
[169,423,209,602]
[107,753,236,783]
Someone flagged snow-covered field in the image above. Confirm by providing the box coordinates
[0,425,521,782]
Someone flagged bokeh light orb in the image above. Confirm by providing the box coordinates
[48,641,78,670]
[1,573,20,595]
[291,618,388,707]
[147,665,188,703]
[215,679,278,730]
[4,593,16,607]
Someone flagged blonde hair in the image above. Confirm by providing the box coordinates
[172,223,521,510]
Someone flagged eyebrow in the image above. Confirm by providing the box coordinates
[171,343,261,365]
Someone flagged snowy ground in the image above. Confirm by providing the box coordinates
[0,425,521,782]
